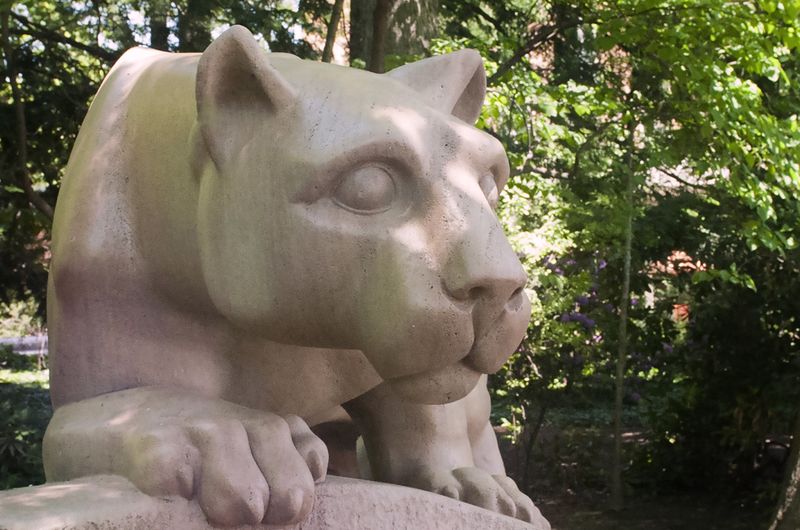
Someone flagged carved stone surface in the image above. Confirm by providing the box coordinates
[0,475,548,530]
[42,24,549,528]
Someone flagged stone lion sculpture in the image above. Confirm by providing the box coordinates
[43,25,548,528]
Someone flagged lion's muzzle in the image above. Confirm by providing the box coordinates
[442,213,531,375]
[463,288,532,374]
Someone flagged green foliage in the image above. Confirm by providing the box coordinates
[0,361,51,489]
[0,345,40,371]
[0,297,43,338]
[635,244,800,493]
[437,0,800,503]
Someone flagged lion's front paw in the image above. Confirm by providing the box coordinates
[123,412,328,526]
[408,467,549,527]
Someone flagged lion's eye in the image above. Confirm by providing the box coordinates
[480,175,499,209]
[333,166,396,214]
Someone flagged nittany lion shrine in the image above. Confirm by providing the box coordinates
[0,25,549,530]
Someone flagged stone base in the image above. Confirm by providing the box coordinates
[0,475,543,529]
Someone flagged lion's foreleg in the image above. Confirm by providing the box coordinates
[345,376,544,523]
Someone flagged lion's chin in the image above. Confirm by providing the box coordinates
[463,292,532,373]
[385,361,483,405]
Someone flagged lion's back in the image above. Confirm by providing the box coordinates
[48,49,203,407]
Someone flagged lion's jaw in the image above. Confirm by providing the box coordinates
[380,285,532,405]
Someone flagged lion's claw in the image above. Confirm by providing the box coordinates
[115,396,327,526]
[408,466,549,527]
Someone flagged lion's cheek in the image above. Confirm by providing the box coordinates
[356,290,475,380]
[352,267,473,379]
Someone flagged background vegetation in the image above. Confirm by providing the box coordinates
[1,1,799,528]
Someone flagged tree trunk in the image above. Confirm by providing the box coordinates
[349,0,376,65]
[350,0,438,70]
[148,1,170,51]
[610,125,636,511]
[769,410,800,530]
[522,404,548,491]
[322,0,345,63]
[386,0,438,56]
[367,0,392,72]
[177,0,212,53]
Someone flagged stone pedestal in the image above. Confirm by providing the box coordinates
[0,475,542,529]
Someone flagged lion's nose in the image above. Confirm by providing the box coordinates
[443,223,528,310]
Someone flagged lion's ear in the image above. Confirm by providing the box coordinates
[196,25,296,168]
[385,49,486,124]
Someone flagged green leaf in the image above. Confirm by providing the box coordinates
[573,103,591,116]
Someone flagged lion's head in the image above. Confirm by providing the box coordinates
[194,26,530,405]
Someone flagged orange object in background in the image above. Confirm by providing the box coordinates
[673,303,690,321]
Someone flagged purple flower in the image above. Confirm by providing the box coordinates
[570,312,596,330]
[598,259,607,270]
[560,312,595,330]
[576,295,590,306]
[661,342,673,354]
[630,297,639,306]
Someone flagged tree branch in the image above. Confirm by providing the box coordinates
[1,10,54,220]
[656,167,712,190]
[465,2,506,36]
[487,4,708,86]
[488,22,560,86]
[10,12,120,63]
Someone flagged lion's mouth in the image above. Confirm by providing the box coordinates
[506,286,526,311]
[387,359,483,405]
[462,287,530,373]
